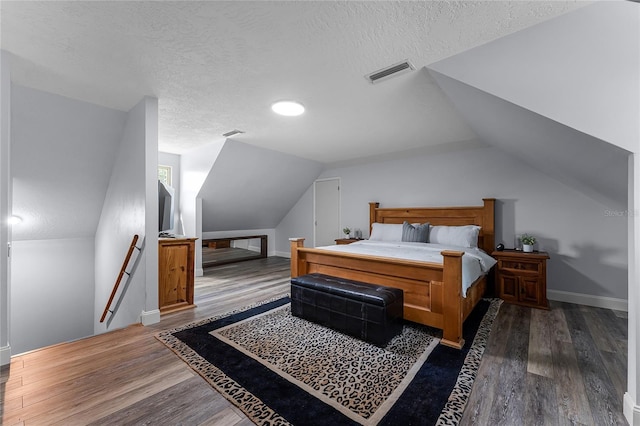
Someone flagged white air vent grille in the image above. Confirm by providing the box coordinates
[366,60,415,84]
[222,129,245,137]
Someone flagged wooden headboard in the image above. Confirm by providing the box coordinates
[368,198,495,255]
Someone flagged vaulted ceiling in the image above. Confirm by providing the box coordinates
[4,0,637,235]
[0,1,590,164]
[427,1,637,209]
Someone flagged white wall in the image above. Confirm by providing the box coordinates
[628,153,638,423]
[94,97,158,333]
[199,140,323,232]
[192,140,322,273]
[275,184,315,257]
[11,238,94,354]
[428,1,639,154]
[10,85,126,241]
[277,145,628,304]
[428,69,629,211]
[180,140,225,276]
[0,51,12,365]
[143,98,159,322]
[158,151,181,235]
[628,152,640,424]
[8,83,126,354]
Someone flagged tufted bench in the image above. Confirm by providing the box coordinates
[291,273,404,346]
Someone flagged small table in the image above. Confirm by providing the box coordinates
[491,249,549,309]
[335,238,362,245]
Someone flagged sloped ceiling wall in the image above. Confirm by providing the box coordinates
[427,71,629,209]
[428,1,638,153]
[427,1,637,208]
[11,85,126,240]
[199,140,323,232]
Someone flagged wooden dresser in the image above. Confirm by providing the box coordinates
[491,249,549,309]
[158,237,198,314]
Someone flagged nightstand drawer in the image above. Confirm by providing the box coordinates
[499,260,541,274]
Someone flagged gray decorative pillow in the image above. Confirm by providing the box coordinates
[402,221,429,243]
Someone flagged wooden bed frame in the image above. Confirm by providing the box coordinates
[290,198,495,349]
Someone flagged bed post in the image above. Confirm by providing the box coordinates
[369,202,379,235]
[441,250,465,349]
[289,238,305,278]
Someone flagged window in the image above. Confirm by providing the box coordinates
[158,165,172,187]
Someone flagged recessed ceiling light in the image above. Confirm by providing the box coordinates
[8,216,22,225]
[271,101,305,116]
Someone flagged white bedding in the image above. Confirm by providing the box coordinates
[316,240,497,297]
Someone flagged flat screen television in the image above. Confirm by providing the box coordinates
[158,180,174,233]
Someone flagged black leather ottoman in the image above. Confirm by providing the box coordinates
[291,273,404,346]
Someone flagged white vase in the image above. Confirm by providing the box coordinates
[523,244,533,253]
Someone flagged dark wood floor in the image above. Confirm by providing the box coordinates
[462,300,627,425]
[1,257,628,425]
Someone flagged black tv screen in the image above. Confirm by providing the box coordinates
[158,180,174,233]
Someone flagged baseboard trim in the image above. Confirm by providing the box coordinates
[140,309,160,326]
[196,268,204,277]
[625,392,640,425]
[547,289,628,312]
[0,344,11,366]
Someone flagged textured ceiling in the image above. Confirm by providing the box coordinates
[0,1,588,164]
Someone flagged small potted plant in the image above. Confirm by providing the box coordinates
[521,234,536,252]
[343,227,351,238]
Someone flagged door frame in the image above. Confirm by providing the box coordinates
[313,177,341,247]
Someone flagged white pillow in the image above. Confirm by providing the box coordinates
[369,223,403,241]
[428,225,481,248]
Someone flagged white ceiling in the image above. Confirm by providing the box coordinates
[0,1,588,164]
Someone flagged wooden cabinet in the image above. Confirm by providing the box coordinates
[491,250,549,309]
[158,238,197,314]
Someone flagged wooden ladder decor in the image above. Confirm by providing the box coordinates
[100,234,141,323]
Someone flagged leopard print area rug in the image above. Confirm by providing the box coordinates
[213,304,438,424]
[156,297,502,426]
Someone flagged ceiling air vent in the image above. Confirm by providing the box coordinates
[366,60,415,84]
[222,129,245,137]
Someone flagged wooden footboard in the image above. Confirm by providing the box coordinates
[290,238,468,349]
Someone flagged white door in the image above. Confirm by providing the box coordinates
[314,178,340,247]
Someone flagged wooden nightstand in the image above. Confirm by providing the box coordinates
[335,238,362,245]
[491,249,549,309]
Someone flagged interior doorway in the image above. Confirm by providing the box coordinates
[314,178,340,247]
